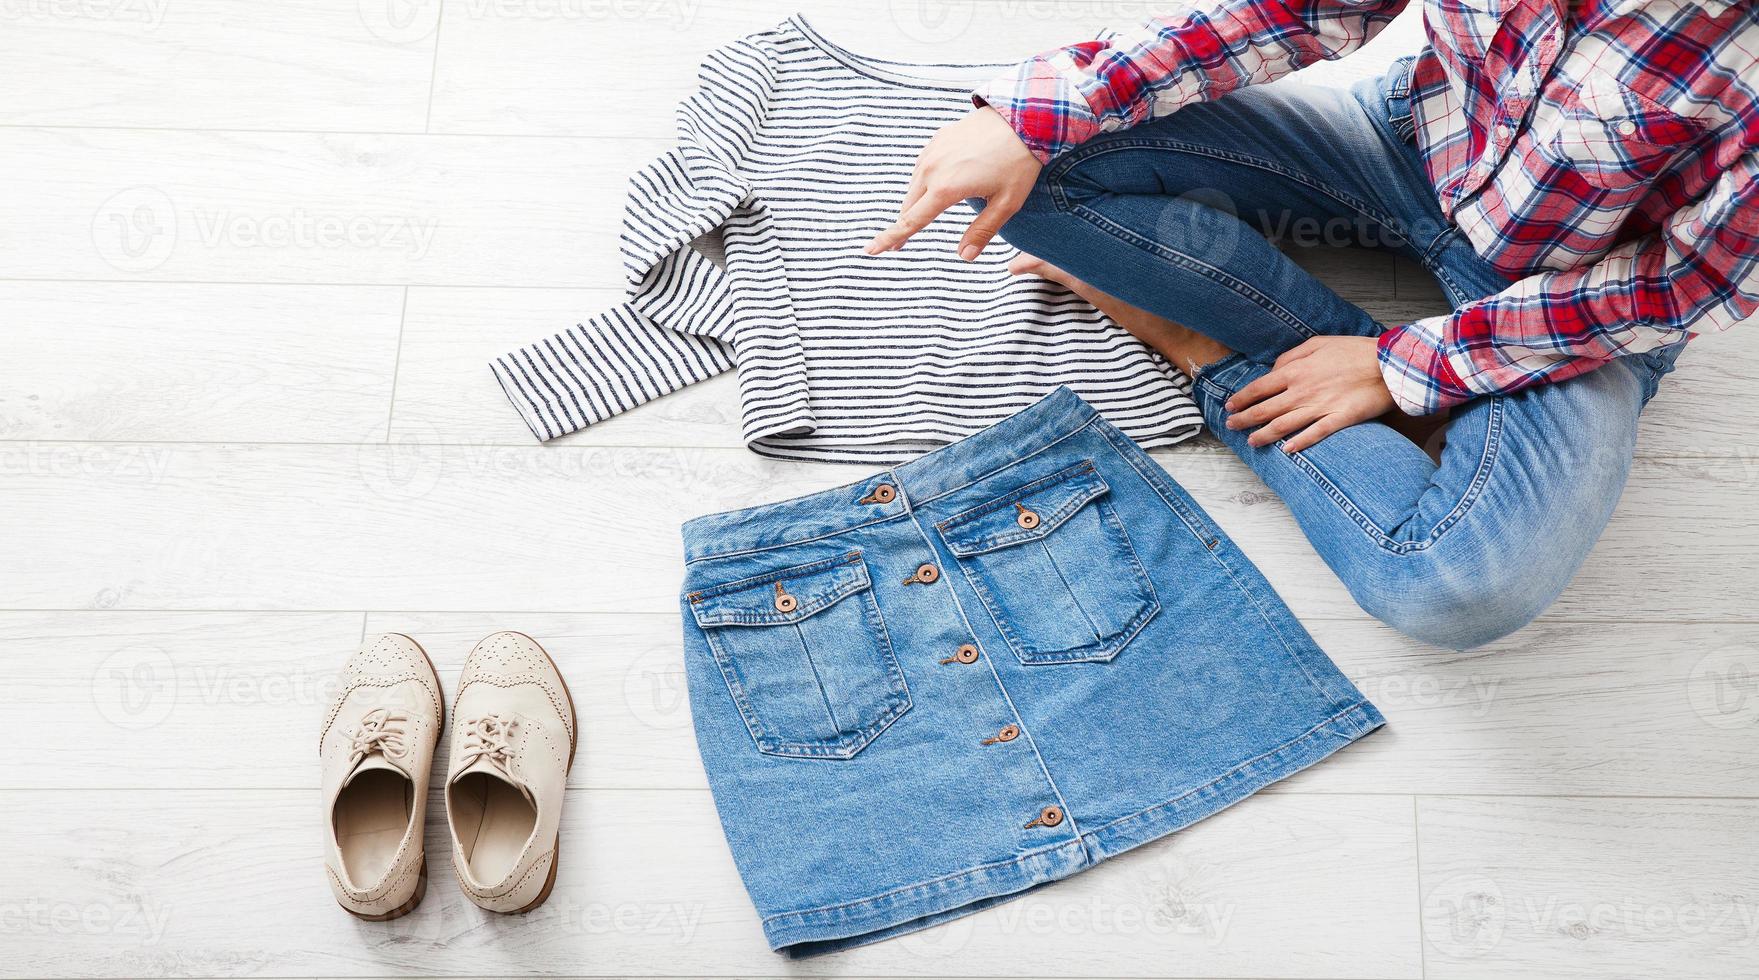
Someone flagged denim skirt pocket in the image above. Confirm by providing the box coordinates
[688,551,910,760]
[936,459,1159,665]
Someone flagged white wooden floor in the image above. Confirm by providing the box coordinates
[3,3,1756,978]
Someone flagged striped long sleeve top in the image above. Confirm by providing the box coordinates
[491,16,1202,463]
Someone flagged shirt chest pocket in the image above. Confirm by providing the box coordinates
[689,552,911,760]
[937,460,1159,666]
[1537,74,1704,191]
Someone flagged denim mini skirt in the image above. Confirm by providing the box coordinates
[679,388,1384,956]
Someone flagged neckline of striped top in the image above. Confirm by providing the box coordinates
[785,14,1010,92]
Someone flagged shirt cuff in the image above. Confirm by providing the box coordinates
[1376,320,1474,416]
[971,67,1097,165]
[969,92,1055,165]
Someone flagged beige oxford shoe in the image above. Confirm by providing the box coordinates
[318,633,444,920]
[445,631,577,914]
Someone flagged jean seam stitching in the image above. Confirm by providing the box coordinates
[1194,373,1405,549]
[1077,702,1376,840]
[899,507,1094,863]
[1066,203,1322,341]
[687,418,1109,565]
[1421,396,1505,544]
[1051,136,1408,237]
[1095,421,1222,549]
[760,700,1379,930]
[1091,429,1328,683]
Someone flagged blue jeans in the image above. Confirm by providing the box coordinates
[992,61,1682,650]
[680,388,1382,955]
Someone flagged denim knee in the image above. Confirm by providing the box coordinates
[1352,555,1554,651]
[988,186,1085,264]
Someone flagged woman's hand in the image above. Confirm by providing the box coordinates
[1224,336,1395,452]
[866,107,1042,260]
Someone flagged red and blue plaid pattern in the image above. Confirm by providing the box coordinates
[975,0,1759,413]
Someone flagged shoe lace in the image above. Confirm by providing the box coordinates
[457,714,518,778]
[345,707,410,768]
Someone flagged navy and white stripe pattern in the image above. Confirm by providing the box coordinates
[491,16,1203,463]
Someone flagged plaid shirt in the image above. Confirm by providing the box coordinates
[974,0,1759,414]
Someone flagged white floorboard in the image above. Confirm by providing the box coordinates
[2,444,1755,619]
[0,282,404,442]
[6,789,1421,978]
[1417,797,1759,980]
[15,611,1755,799]
[0,0,438,132]
[2,2,1753,978]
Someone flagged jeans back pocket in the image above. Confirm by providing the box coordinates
[688,551,910,760]
[937,460,1159,665]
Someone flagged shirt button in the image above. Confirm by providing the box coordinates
[1495,123,1512,142]
[981,723,1022,746]
[1025,805,1065,829]
[1616,119,1637,136]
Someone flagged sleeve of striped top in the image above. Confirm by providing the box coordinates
[491,44,768,441]
[491,240,738,442]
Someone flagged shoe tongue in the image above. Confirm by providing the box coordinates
[344,753,409,788]
[451,756,534,806]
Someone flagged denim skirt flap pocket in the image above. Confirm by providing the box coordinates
[689,551,910,760]
[937,460,1159,665]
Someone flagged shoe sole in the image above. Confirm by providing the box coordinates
[333,634,445,923]
[487,630,575,915]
